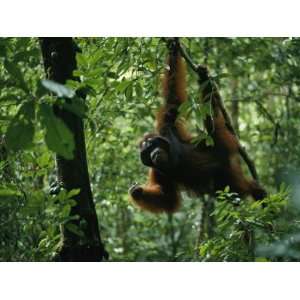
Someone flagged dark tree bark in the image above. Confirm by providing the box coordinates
[40,38,107,261]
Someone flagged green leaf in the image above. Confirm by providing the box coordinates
[15,37,31,49]
[36,152,51,167]
[125,84,133,99]
[0,186,22,199]
[212,73,229,80]
[35,80,48,98]
[135,82,143,98]
[6,102,35,151]
[0,94,19,104]
[63,97,87,118]
[60,204,71,218]
[76,53,87,66]
[117,80,131,93]
[39,103,75,159]
[205,135,214,146]
[202,102,212,117]
[255,257,269,262]
[67,189,80,199]
[65,223,84,237]
[41,79,75,98]
[89,50,103,65]
[179,100,192,116]
[4,59,28,92]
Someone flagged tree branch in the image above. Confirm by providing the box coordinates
[174,38,260,181]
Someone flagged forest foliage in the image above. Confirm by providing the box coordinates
[1,37,300,261]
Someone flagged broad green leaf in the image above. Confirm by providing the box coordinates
[67,189,80,199]
[39,103,75,159]
[35,80,48,98]
[36,152,51,167]
[224,186,230,193]
[201,102,212,116]
[205,135,214,146]
[63,97,87,118]
[89,50,103,65]
[179,100,192,115]
[0,186,22,199]
[60,204,71,218]
[135,82,143,98]
[0,94,19,104]
[76,53,87,66]
[65,223,84,237]
[6,102,35,151]
[255,257,269,262]
[117,80,131,93]
[4,59,28,92]
[41,79,75,98]
[15,37,31,49]
[125,84,133,99]
[84,79,102,90]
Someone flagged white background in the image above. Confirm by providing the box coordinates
[1,1,300,299]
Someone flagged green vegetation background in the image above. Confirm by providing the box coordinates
[1,37,300,261]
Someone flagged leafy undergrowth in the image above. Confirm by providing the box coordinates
[198,187,300,261]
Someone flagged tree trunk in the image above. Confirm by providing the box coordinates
[40,38,107,261]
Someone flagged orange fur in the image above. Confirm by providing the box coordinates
[162,55,187,104]
[212,112,240,154]
[129,47,266,214]
[156,54,192,142]
[130,169,180,213]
